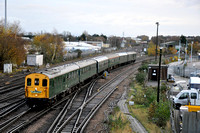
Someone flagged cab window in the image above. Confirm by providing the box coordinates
[179,92,189,99]
[27,78,31,86]
[191,93,197,99]
[35,78,39,85]
[42,79,47,87]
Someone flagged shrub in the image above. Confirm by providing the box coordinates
[109,113,129,130]
[154,101,170,127]
[134,89,145,105]
[148,101,156,121]
[135,72,146,85]
[148,101,170,127]
[161,83,167,93]
[143,87,157,107]
[138,63,148,72]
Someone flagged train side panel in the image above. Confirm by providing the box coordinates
[117,52,128,64]
[127,51,137,62]
[93,56,109,73]
[76,60,97,82]
[106,54,120,68]
[49,69,79,98]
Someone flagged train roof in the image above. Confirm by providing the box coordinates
[40,63,80,79]
[75,59,96,68]
[116,52,128,56]
[127,51,137,55]
[93,56,108,62]
[106,53,119,59]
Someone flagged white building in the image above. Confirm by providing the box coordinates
[27,54,43,66]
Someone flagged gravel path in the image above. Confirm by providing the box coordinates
[117,87,148,133]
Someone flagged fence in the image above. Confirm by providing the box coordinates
[173,56,200,78]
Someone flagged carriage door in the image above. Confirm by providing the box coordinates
[152,69,157,81]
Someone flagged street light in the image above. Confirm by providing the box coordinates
[5,0,7,30]
[157,47,163,103]
[191,41,193,62]
[155,22,159,61]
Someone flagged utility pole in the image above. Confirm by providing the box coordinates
[155,22,159,61]
[184,40,188,64]
[191,41,193,62]
[157,47,162,103]
[5,0,7,30]
[178,40,181,61]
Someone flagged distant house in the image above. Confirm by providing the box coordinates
[132,37,142,44]
[160,41,178,48]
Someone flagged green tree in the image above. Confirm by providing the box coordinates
[180,35,187,45]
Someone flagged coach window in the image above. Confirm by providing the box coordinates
[42,79,47,87]
[27,78,31,86]
[35,78,39,85]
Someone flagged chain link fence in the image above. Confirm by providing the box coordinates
[173,56,200,78]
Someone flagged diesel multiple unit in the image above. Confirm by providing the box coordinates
[25,52,136,105]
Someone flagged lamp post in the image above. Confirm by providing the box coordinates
[157,47,162,103]
[178,40,181,61]
[5,0,7,30]
[184,40,188,64]
[191,41,193,62]
[155,22,159,61]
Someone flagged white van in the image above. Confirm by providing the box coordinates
[189,77,200,90]
[173,89,200,109]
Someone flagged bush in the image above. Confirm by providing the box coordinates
[148,101,156,121]
[135,72,146,85]
[143,87,157,106]
[148,101,170,127]
[138,63,148,72]
[134,88,145,105]
[109,113,129,130]
[161,83,167,93]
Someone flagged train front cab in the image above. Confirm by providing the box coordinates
[25,73,49,104]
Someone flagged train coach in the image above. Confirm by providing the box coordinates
[25,51,137,106]
[25,63,81,105]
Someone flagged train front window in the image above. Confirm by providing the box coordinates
[42,79,47,87]
[27,78,31,86]
[35,78,39,85]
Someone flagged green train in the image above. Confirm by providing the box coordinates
[25,52,136,105]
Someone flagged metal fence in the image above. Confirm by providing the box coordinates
[173,56,200,78]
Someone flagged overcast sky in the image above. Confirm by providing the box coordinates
[0,0,200,37]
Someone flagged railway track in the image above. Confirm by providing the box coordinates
[0,55,166,132]
[0,89,24,103]
[0,80,94,133]
[0,94,73,133]
[0,82,24,94]
[0,99,26,119]
[47,80,97,133]
[47,62,141,133]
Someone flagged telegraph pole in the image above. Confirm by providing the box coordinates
[191,41,193,62]
[157,47,162,103]
[155,22,159,61]
[5,0,7,30]
[178,40,181,60]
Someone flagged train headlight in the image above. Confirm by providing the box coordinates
[35,94,38,97]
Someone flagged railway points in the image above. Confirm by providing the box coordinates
[0,51,160,132]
